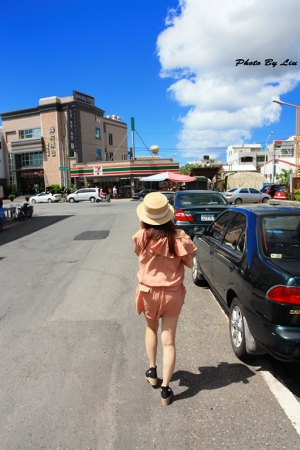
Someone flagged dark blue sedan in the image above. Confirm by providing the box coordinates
[192,206,300,362]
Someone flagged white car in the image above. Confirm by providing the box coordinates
[222,187,271,204]
[29,192,62,203]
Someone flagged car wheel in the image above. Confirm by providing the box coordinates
[192,255,205,286]
[31,199,36,204]
[48,198,52,203]
[139,196,144,201]
[235,198,242,204]
[229,297,249,360]
[90,197,96,203]
[262,197,269,203]
[69,198,75,203]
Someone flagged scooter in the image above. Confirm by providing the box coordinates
[16,201,34,220]
[96,194,111,203]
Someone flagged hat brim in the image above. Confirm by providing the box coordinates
[136,201,174,225]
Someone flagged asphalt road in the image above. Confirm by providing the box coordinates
[0,199,299,450]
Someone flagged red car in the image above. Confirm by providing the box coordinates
[274,190,287,200]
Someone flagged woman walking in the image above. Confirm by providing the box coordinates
[132,192,197,405]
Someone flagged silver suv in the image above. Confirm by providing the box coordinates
[67,188,99,203]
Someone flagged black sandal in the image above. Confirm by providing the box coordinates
[161,385,173,406]
[145,366,158,386]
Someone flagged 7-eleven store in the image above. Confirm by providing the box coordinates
[70,159,180,196]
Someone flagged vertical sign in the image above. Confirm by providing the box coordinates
[68,105,77,155]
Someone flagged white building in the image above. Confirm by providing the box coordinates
[226,143,262,171]
[261,136,296,183]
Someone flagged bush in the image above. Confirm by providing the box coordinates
[46,184,64,194]
[294,189,300,201]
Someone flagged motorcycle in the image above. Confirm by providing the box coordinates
[16,201,34,220]
[96,194,111,203]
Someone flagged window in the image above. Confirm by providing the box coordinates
[96,149,102,160]
[95,127,101,139]
[21,152,43,166]
[122,154,127,160]
[261,215,300,259]
[207,212,235,241]
[19,128,41,139]
[223,213,246,254]
[108,133,113,145]
[109,152,113,161]
[241,156,253,163]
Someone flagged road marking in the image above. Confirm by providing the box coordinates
[261,370,300,435]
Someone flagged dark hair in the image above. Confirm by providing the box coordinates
[141,220,177,256]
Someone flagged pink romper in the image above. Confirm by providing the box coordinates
[132,229,197,319]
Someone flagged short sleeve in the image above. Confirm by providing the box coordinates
[132,229,144,249]
[175,235,197,260]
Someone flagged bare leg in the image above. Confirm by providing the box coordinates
[161,316,178,387]
[145,317,159,368]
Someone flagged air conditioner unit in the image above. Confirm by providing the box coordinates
[112,115,118,120]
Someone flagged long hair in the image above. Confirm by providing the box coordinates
[141,220,177,256]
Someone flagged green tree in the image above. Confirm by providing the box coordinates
[276,168,293,190]
[179,163,201,175]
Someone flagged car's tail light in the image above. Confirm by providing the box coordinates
[174,209,195,222]
[267,286,300,304]
[266,189,272,194]
[225,194,232,197]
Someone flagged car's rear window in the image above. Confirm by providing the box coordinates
[177,193,227,205]
[261,215,300,259]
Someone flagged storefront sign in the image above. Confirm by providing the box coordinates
[94,166,103,176]
[20,170,44,178]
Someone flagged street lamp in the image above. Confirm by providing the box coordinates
[263,131,274,182]
[272,100,300,181]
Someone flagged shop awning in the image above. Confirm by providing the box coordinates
[139,171,196,182]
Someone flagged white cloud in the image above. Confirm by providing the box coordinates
[157,0,300,159]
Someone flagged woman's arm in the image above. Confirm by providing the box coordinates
[134,243,141,256]
[182,254,193,268]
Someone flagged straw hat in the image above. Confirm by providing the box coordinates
[136,192,174,225]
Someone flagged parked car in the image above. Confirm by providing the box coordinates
[274,189,287,200]
[192,206,300,362]
[160,191,175,204]
[29,192,62,203]
[260,184,285,198]
[173,190,229,238]
[132,189,157,201]
[67,188,99,203]
[222,187,271,204]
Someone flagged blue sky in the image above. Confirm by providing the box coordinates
[1,0,300,166]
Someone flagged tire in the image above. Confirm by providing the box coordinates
[18,211,25,221]
[48,198,52,203]
[69,198,75,203]
[139,196,144,201]
[192,255,205,286]
[262,197,268,203]
[229,297,248,360]
[31,199,36,204]
[90,197,96,203]
[106,198,111,203]
[235,198,242,205]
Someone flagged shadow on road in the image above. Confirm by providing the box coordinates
[170,361,255,402]
[0,215,73,245]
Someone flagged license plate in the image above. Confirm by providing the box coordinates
[201,214,214,221]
